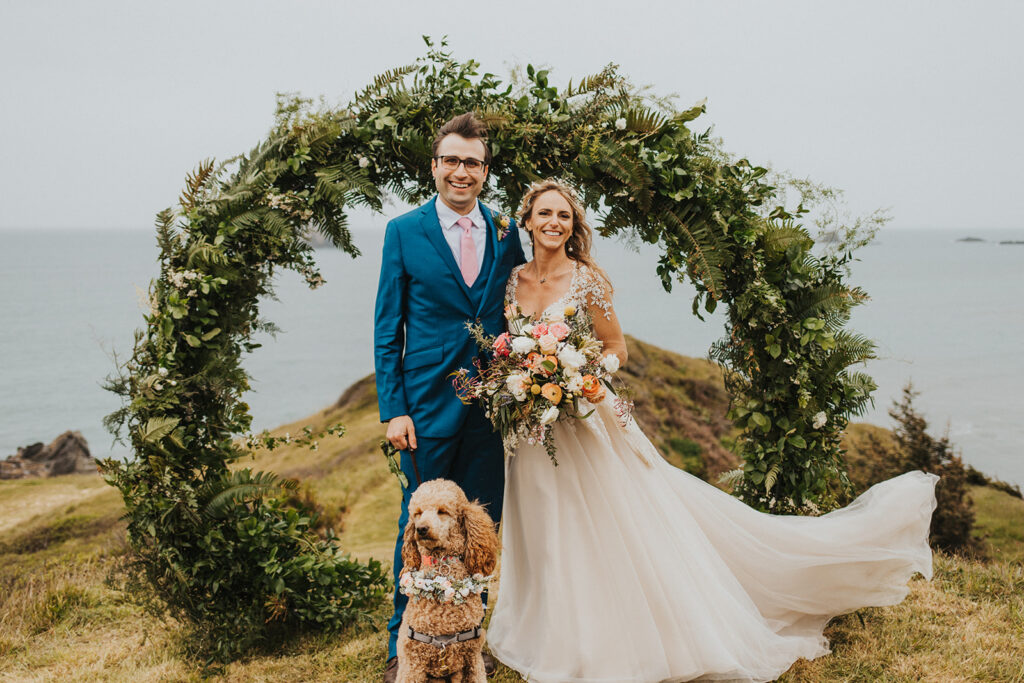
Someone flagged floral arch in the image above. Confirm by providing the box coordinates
[102,39,877,658]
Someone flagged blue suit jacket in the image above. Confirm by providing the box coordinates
[374,196,527,438]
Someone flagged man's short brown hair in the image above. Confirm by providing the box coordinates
[431,113,492,166]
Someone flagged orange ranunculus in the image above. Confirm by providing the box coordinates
[541,382,563,405]
[581,374,606,403]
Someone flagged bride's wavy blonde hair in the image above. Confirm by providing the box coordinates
[516,179,612,293]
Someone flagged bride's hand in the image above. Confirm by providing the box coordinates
[590,301,628,368]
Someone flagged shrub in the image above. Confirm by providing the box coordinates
[102,465,389,662]
[846,383,977,554]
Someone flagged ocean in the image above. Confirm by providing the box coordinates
[1,226,1021,487]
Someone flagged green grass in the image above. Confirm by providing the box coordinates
[972,484,1024,565]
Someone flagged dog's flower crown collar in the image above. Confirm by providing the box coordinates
[399,565,492,605]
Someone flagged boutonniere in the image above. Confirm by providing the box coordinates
[492,210,511,241]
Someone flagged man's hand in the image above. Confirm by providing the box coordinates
[386,415,417,451]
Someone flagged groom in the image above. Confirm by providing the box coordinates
[373,112,527,680]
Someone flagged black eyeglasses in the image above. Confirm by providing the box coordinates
[433,155,487,172]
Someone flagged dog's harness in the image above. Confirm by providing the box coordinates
[407,624,483,648]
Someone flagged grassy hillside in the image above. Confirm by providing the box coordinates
[1,338,1022,681]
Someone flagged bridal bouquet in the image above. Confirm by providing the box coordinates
[453,304,628,465]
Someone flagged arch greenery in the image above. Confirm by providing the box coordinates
[102,37,878,658]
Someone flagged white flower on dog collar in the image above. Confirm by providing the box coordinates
[399,567,491,605]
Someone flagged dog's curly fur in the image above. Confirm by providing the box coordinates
[396,479,499,683]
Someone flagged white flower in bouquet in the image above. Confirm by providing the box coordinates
[812,411,827,429]
[558,345,586,371]
[444,587,456,601]
[601,354,620,374]
[511,336,536,354]
[538,333,558,355]
[522,323,534,336]
[539,406,560,425]
[565,372,584,393]
[506,373,530,402]
[615,117,627,130]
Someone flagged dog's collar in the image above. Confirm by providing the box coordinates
[407,625,482,648]
[421,554,461,569]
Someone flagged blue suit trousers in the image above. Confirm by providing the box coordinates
[386,404,504,660]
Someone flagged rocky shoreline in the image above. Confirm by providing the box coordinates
[1,431,95,479]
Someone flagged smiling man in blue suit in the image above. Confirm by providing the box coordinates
[374,112,527,681]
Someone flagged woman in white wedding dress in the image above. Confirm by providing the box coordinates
[486,180,938,683]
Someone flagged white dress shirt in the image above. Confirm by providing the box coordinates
[435,199,486,275]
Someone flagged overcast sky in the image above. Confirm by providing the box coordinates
[1,0,1020,230]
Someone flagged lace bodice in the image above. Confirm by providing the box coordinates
[505,261,614,322]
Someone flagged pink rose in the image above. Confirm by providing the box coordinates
[493,332,511,357]
[548,321,570,341]
[530,322,549,339]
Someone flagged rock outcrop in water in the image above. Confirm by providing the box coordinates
[1,431,95,479]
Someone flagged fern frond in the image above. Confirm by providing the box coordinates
[179,159,216,212]
[261,210,293,239]
[657,203,726,299]
[186,240,228,268]
[597,203,643,237]
[225,209,264,232]
[822,330,877,379]
[623,107,669,136]
[563,70,618,97]
[717,467,745,490]
[154,208,178,260]
[200,469,299,518]
[298,120,346,161]
[762,222,813,255]
[791,283,854,328]
[764,463,780,493]
[354,65,415,106]
[842,371,878,416]
[584,141,653,210]
[315,159,381,207]
[310,211,357,254]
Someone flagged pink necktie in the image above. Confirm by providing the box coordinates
[457,216,478,286]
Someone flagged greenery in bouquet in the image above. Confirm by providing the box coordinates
[453,303,630,465]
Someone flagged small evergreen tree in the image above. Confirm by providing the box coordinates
[889,384,975,553]
[846,383,976,554]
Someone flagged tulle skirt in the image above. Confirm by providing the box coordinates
[487,400,937,683]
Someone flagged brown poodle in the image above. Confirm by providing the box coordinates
[396,479,500,683]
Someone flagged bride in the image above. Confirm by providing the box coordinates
[486,179,938,683]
